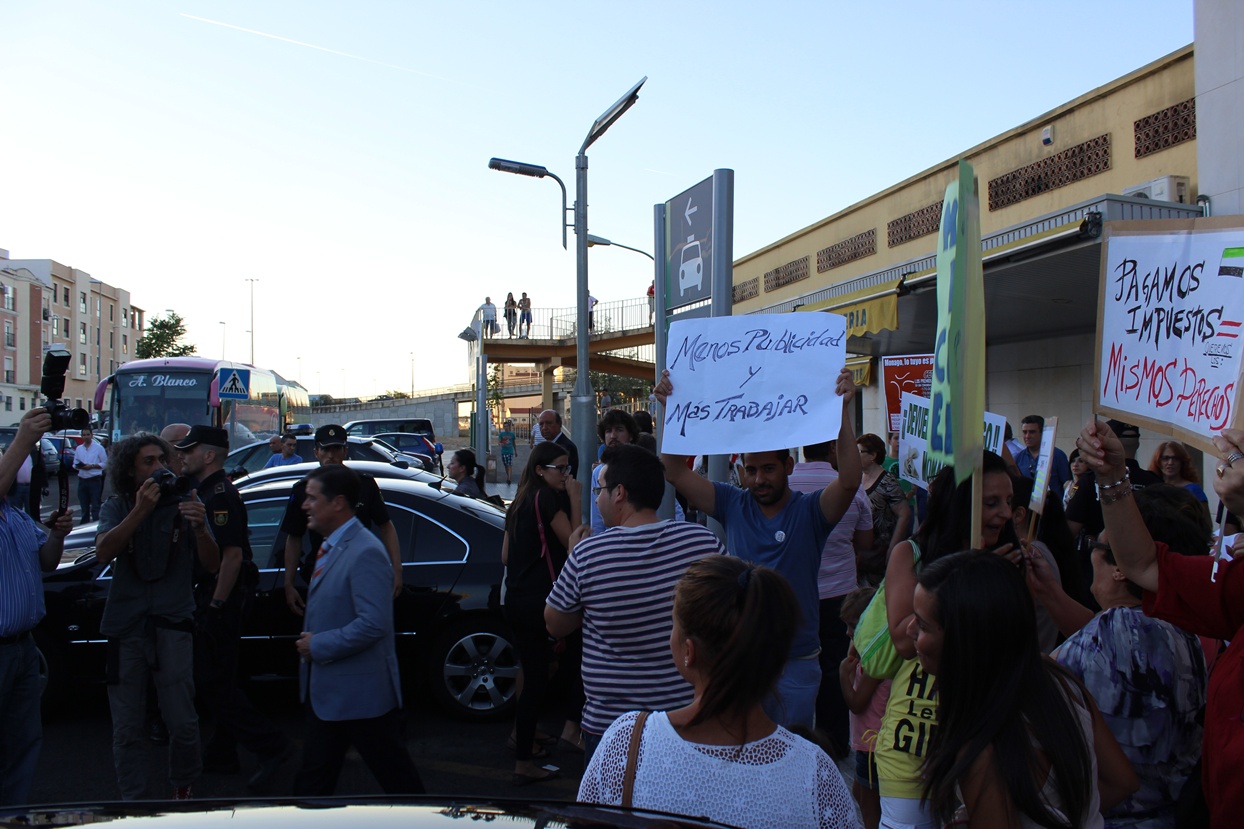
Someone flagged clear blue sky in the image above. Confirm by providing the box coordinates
[0,1,1194,397]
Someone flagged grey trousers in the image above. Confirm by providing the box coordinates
[108,629,200,799]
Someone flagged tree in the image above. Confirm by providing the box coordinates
[135,312,197,359]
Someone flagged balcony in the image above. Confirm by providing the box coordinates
[4,334,14,348]
[3,371,13,384]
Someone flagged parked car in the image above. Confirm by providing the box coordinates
[372,433,441,471]
[36,463,512,722]
[345,418,436,443]
[225,435,424,479]
[0,800,733,828]
[0,428,61,477]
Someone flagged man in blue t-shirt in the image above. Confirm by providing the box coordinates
[263,434,305,469]
[652,367,861,731]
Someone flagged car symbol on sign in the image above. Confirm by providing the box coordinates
[679,240,704,295]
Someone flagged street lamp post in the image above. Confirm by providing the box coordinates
[488,76,646,518]
[219,321,226,359]
[585,234,655,261]
[244,278,259,364]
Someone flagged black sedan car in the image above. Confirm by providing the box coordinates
[225,436,427,479]
[36,463,516,722]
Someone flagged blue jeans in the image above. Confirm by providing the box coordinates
[78,476,103,523]
[0,635,43,807]
[762,653,821,732]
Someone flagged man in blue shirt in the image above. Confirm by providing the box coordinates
[1014,414,1072,497]
[653,367,862,730]
[264,434,304,469]
[0,408,73,807]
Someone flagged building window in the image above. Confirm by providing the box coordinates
[4,322,12,348]
[78,353,86,376]
[110,359,115,373]
[3,288,13,312]
[79,292,86,313]
[52,317,59,337]
[4,397,11,412]
[62,287,69,306]
[109,304,114,321]
[122,334,128,355]
[109,332,114,348]
[18,397,24,411]
[79,322,87,345]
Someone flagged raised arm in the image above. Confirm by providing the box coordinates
[819,368,861,524]
[652,369,717,516]
[1075,419,1158,592]
[884,539,919,660]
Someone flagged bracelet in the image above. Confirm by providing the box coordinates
[1097,481,1134,505]
[1096,470,1130,490]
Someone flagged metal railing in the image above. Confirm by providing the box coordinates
[472,296,654,341]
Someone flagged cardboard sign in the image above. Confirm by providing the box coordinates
[661,313,847,455]
[928,161,986,484]
[898,392,1005,491]
[1028,417,1059,515]
[1096,217,1244,453]
[882,354,935,433]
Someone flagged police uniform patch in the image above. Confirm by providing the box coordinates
[214,510,229,526]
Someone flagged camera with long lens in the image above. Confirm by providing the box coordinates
[40,348,90,432]
[150,467,193,500]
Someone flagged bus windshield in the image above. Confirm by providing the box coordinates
[114,369,214,435]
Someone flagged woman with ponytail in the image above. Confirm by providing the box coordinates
[578,556,859,829]
[447,448,486,499]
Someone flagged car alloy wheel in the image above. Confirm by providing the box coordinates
[430,617,518,721]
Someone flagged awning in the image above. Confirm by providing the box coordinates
[846,355,872,386]
[795,277,902,338]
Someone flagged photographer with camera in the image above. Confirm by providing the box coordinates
[95,433,220,800]
[0,407,73,807]
[175,426,290,791]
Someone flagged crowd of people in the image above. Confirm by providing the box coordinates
[4,367,1244,828]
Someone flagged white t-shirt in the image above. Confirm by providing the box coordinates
[579,711,860,829]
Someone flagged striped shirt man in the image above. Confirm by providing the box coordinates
[547,520,725,738]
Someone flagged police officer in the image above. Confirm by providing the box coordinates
[282,424,401,616]
[175,425,290,792]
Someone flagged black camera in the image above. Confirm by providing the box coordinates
[40,348,90,432]
[150,467,193,499]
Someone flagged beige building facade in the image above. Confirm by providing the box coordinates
[0,252,145,418]
[731,44,1209,471]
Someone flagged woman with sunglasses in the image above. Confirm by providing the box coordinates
[502,441,583,785]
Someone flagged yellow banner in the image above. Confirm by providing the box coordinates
[846,356,872,386]
[798,282,900,338]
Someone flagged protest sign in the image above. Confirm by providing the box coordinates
[882,354,935,433]
[1028,417,1059,516]
[898,392,1005,490]
[928,161,986,484]
[1095,216,1244,453]
[661,312,847,456]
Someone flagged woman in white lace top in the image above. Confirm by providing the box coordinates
[578,556,860,829]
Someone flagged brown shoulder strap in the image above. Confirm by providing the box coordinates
[621,711,650,809]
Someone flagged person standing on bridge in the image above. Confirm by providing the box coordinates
[518,292,532,338]
[504,292,518,338]
[480,297,498,338]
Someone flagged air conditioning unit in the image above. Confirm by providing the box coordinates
[1122,175,1190,203]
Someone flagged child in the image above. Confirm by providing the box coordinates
[839,586,890,829]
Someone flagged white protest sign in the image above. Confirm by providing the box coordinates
[898,392,1006,490]
[1096,218,1244,453]
[1028,417,1058,515]
[661,313,846,456]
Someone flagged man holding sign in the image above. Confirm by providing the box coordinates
[653,364,861,731]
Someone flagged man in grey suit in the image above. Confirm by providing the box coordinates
[291,465,423,795]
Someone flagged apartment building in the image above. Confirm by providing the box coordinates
[0,251,145,419]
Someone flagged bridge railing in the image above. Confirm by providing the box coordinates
[471,296,653,341]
